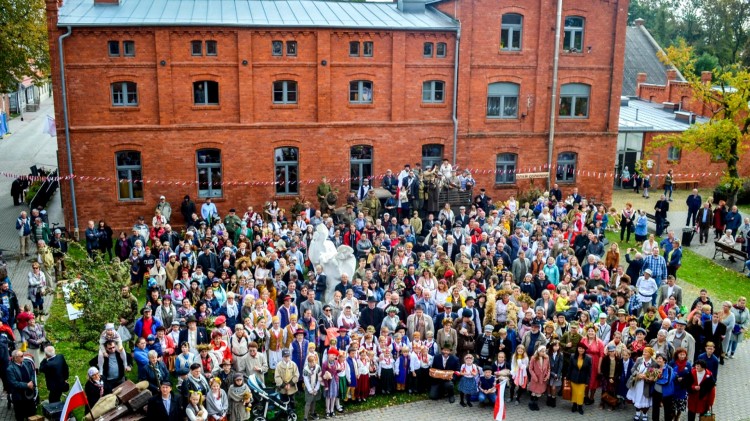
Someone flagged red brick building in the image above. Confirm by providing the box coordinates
[46,0,628,231]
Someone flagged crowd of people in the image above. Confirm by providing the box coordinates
[5,162,750,421]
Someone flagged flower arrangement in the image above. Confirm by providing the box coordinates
[644,365,662,383]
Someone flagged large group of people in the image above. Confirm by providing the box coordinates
[5,162,750,421]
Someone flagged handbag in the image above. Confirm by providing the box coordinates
[733,324,742,335]
[601,391,618,407]
[562,379,572,400]
[117,325,132,343]
[700,409,715,421]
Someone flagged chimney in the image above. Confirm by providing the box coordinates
[634,18,645,27]
[397,0,425,13]
[666,69,678,81]
[636,72,647,85]
[94,0,121,4]
[701,71,713,85]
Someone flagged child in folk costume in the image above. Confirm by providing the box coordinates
[411,331,424,351]
[408,344,422,393]
[336,328,351,353]
[275,349,300,407]
[322,349,342,418]
[377,334,390,358]
[458,353,480,407]
[392,332,409,359]
[355,348,370,402]
[336,351,349,407]
[617,348,635,402]
[283,314,301,348]
[345,347,358,401]
[267,316,284,369]
[367,350,379,396]
[394,345,411,392]
[416,345,433,393]
[360,329,379,356]
[510,344,529,405]
[423,330,438,357]
[250,317,269,354]
[378,342,396,394]
[290,329,310,385]
[227,373,252,421]
[302,354,322,421]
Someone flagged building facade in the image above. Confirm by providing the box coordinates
[46,0,628,230]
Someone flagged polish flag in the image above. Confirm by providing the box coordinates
[60,377,87,420]
[493,379,507,420]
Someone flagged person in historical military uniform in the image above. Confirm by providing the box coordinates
[317,176,333,214]
[362,190,381,219]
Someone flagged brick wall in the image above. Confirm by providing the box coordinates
[46,0,627,231]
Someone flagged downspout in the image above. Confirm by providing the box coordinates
[58,26,79,234]
[547,0,563,190]
[604,0,619,132]
[452,24,461,166]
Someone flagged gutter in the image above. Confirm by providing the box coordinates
[547,0,563,189]
[452,23,460,166]
[58,26,79,234]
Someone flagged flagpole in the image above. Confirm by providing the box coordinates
[80,375,94,416]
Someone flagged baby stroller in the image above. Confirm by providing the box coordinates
[246,374,298,421]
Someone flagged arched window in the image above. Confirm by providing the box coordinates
[115,151,143,200]
[422,80,445,103]
[275,147,299,195]
[193,81,219,105]
[350,146,373,191]
[495,153,517,184]
[556,152,577,183]
[111,82,138,107]
[273,81,298,104]
[563,16,585,52]
[487,82,519,118]
[559,83,590,118]
[196,149,222,197]
[422,144,444,170]
[501,14,523,51]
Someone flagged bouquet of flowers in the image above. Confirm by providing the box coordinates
[644,365,662,383]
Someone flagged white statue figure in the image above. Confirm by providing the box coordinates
[309,224,356,303]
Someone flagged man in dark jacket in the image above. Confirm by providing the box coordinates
[39,346,69,403]
[147,380,183,421]
[685,189,702,226]
[180,195,197,225]
[90,339,133,394]
[624,251,644,284]
[178,316,209,352]
[359,297,385,331]
[703,311,728,364]
[7,351,37,420]
[0,280,20,329]
[429,345,460,402]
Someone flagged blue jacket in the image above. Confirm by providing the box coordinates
[697,352,720,381]
[669,360,692,400]
[655,363,675,397]
[635,215,648,236]
[668,247,682,267]
[686,194,702,212]
[725,211,742,234]
[134,317,163,338]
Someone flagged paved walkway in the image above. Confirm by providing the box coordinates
[0,96,60,420]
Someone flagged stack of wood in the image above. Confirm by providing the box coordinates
[84,380,152,421]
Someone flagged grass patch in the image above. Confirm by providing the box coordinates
[605,232,750,305]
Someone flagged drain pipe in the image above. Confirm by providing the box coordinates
[547,0,563,190]
[58,26,79,235]
[451,24,461,166]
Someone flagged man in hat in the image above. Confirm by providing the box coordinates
[291,328,310,378]
[229,325,251,375]
[435,301,457,328]
[666,318,696,363]
[317,176,333,212]
[560,323,582,379]
[453,309,476,359]
[362,189,381,218]
[147,380,183,421]
[359,296,385,333]
[223,208,241,241]
[475,325,498,366]
[216,359,236,392]
[135,307,162,339]
[521,320,548,355]
[179,315,208,354]
[275,348,300,406]
[635,268,659,314]
[247,341,269,386]
[429,344,460,402]
[596,313,612,343]
[277,294,298,328]
[406,304,434,342]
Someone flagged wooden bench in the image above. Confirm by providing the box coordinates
[713,241,748,270]
[671,180,698,190]
[645,212,671,229]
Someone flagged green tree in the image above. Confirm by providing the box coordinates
[52,242,130,349]
[653,41,750,207]
[0,0,49,92]
[694,53,720,76]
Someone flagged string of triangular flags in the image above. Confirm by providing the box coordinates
[0,165,725,187]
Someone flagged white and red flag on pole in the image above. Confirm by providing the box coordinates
[494,379,507,420]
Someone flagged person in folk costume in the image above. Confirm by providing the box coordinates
[355,348,371,401]
[337,304,359,336]
[185,391,208,421]
[249,317,269,354]
[229,324,251,377]
[457,353,480,407]
[394,344,410,392]
[284,314,302,349]
[209,328,231,365]
[367,349,379,396]
[277,295,298,328]
[360,328,380,355]
[344,347,359,401]
[414,344,433,393]
[336,327,351,354]
[198,344,220,379]
[322,348,341,418]
[227,372,252,421]
[275,349,300,407]
[252,299,272,328]
[378,341,396,394]
[509,343,530,406]
[302,353,322,421]
[267,316,284,369]
[599,343,623,410]
[291,328,310,387]
[626,346,657,421]
[475,324,498,367]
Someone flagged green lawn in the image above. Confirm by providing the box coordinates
[605,232,750,305]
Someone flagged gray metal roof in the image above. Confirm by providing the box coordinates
[622,25,682,97]
[57,0,458,30]
[619,98,708,132]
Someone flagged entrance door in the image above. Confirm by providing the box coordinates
[615,151,638,189]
